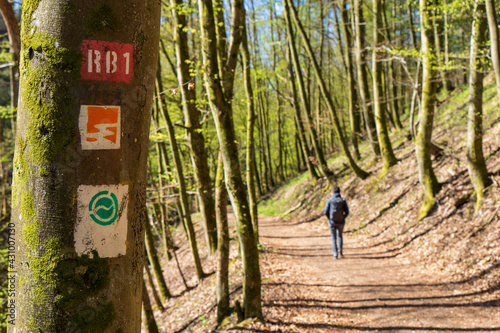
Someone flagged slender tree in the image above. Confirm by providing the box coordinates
[242,23,259,238]
[145,214,172,302]
[156,80,205,281]
[373,0,398,172]
[198,0,262,319]
[467,0,491,210]
[285,3,335,183]
[416,0,440,219]
[485,0,500,101]
[286,42,320,183]
[169,0,218,254]
[340,0,361,160]
[9,0,160,331]
[354,0,381,156]
[285,0,369,180]
[215,152,230,323]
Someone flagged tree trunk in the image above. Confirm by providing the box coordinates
[215,152,230,323]
[145,213,172,302]
[170,0,218,254]
[340,0,361,160]
[9,1,160,331]
[242,26,259,239]
[485,0,500,101]
[416,0,440,220]
[284,3,335,184]
[354,0,381,156]
[198,0,262,319]
[287,43,320,183]
[373,0,398,173]
[286,0,369,180]
[142,280,160,333]
[467,0,491,210]
[144,260,164,311]
[156,80,205,281]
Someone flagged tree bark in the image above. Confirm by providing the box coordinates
[286,0,369,180]
[416,0,440,220]
[373,0,398,172]
[242,25,259,239]
[485,0,500,101]
[198,0,262,319]
[170,0,218,254]
[467,0,492,210]
[142,280,160,333]
[354,0,381,156]
[156,80,205,281]
[215,152,230,323]
[145,213,171,302]
[340,0,361,160]
[286,43,320,183]
[9,0,160,331]
[284,2,335,184]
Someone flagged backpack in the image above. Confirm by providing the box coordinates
[329,196,346,224]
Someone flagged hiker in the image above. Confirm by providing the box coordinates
[323,186,349,260]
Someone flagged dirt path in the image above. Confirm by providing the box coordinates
[251,215,500,332]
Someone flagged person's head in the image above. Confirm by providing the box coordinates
[333,186,340,194]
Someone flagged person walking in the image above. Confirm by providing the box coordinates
[323,186,349,259]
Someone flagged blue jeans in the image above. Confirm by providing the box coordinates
[328,222,344,258]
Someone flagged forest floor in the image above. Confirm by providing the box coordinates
[144,85,500,332]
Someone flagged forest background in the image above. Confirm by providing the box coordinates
[0,0,499,330]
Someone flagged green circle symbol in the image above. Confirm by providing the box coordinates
[89,190,119,226]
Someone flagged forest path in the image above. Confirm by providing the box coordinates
[254,214,500,332]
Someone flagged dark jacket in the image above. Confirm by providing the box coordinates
[323,193,349,224]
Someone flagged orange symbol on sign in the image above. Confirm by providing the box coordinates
[79,105,121,150]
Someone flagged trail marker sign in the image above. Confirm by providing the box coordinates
[79,105,121,150]
[75,184,129,257]
[81,40,134,83]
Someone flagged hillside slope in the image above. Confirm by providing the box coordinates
[259,83,500,297]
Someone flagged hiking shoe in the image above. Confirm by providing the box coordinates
[333,256,338,260]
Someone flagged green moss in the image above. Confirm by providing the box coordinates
[85,3,119,36]
[22,218,41,250]
[23,63,76,164]
[39,167,49,177]
[12,138,29,205]
[33,285,47,305]
[21,192,42,250]
[29,236,63,286]
[21,191,36,221]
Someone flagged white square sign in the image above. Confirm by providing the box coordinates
[75,184,128,257]
[79,105,121,150]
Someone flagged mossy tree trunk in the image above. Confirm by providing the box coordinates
[286,0,369,180]
[284,2,335,184]
[145,214,171,302]
[416,0,440,220]
[485,0,500,101]
[142,280,159,333]
[9,1,160,332]
[170,0,217,254]
[242,25,259,240]
[354,0,381,157]
[215,152,230,324]
[198,0,262,319]
[373,0,398,173]
[340,0,361,161]
[286,42,320,183]
[467,0,492,210]
[155,80,205,281]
